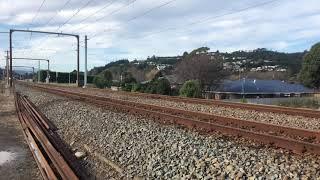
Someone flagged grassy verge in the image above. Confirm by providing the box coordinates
[277,98,320,109]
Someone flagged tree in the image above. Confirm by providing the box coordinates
[182,51,189,58]
[93,75,108,88]
[103,70,113,82]
[93,70,113,88]
[120,71,136,91]
[176,47,226,87]
[121,72,136,84]
[188,47,210,57]
[179,80,201,98]
[155,78,171,95]
[299,43,320,88]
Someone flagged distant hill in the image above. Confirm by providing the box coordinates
[89,59,161,82]
[221,48,305,70]
[145,55,182,65]
[88,48,306,83]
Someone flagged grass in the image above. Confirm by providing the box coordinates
[240,98,248,103]
[277,98,320,109]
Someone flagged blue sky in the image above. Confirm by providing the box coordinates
[0,0,320,72]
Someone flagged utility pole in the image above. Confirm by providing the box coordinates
[9,30,12,87]
[6,51,9,86]
[46,60,50,83]
[84,35,88,87]
[76,35,80,87]
[38,60,40,83]
[56,71,58,83]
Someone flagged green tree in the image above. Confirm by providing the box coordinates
[299,43,320,88]
[120,72,136,91]
[93,75,108,88]
[176,47,226,87]
[155,78,171,95]
[103,70,113,82]
[188,47,210,57]
[179,80,201,98]
[121,72,136,84]
[93,70,113,88]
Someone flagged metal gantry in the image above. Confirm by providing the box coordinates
[11,66,36,81]
[12,66,35,73]
[9,29,80,87]
[12,58,50,82]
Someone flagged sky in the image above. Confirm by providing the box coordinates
[0,0,319,72]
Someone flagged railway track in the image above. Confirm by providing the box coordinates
[14,91,87,180]
[19,82,320,155]
[33,82,320,118]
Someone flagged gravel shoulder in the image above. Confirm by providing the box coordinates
[17,84,320,179]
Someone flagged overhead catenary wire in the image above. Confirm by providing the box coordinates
[22,0,74,57]
[125,0,280,40]
[88,0,178,39]
[56,0,96,32]
[34,0,93,52]
[73,0,137,33]
[68,0,118,32]
[29,0,47,27]
[41,0,73,27]
[88,0,280,48]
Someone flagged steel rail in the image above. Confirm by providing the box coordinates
[25,82,320,141]
[20,94,86,178]
[21,82,320,155]
[15,95,57,180]
[30,82,320,118]
[15,92,79,180]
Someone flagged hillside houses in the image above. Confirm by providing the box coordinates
[250,66,287,72]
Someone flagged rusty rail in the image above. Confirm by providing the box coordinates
[20,82,320,155]
[14,92,82,180]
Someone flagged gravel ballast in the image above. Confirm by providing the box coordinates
[17,85,320,179]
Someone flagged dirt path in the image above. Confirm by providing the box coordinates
[0,85,40,180]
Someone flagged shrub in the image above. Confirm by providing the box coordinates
[132,83,142,92]
[93,70,113,88]
[155,78,171,95]
[103,70,113,82]
[122,72,136,84]
[111,80,120,87]
[122,83,134,91]
[93,75,108,89]
[179,80,201,98]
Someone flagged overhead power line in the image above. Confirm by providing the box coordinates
[33,0,92,53]
[30,0,47,27]
[125,0,279,40]
[87,0,279,48]
[68,0,117,32]
[73,0,137,32]
[42,0,73,27]
[56,0,95,32]
[89,0,177,39]
[127,0,177,23]
[22,0,73,56]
